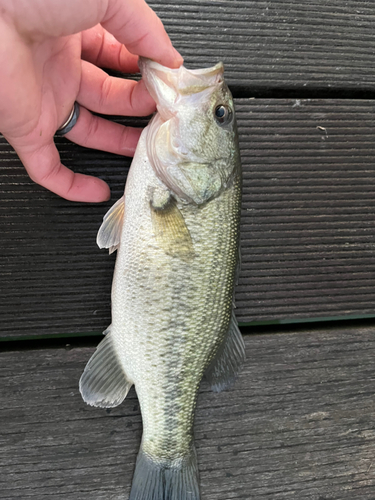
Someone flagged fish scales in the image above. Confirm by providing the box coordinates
[80,58,244,500]
[114,136,240,459]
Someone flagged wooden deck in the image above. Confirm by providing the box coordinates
[2,323,375,499]
[2,0,375,498]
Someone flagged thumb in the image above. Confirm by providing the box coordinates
[6,136,110,203]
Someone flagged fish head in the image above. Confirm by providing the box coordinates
[139,58,240,205]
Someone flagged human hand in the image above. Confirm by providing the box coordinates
[0,0,183,202]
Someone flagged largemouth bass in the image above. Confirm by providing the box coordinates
[79,58,244,500]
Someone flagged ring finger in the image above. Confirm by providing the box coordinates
[65,105,143,157]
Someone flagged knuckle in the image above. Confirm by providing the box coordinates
[24,146,59,185]
[99,75,113,108]
[32,160,61,186]
[118,125,130,150]
[82,114,100,147]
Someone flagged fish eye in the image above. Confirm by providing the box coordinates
[214,105,232,125]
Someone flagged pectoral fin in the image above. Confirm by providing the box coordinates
[96,195,125,254]
[205,312,245,392]
[150,195,195,262]
[79,327,132,408]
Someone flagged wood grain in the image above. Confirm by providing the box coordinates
[1,324,375,499]
[2,99,375,337]
[236,98,375,323]
[149,0,375,96]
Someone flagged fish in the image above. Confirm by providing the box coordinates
[79,57,244,500]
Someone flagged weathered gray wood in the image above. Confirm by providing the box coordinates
[149,0,375,95]
[2,99,375,337]
[237,98,375,323]
[1,324,375,499]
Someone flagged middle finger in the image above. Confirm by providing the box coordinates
[77,60,156,116]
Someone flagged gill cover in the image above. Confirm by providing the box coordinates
[139,58,237,205]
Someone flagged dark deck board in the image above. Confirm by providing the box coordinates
[150,0,375,95]
[2,99,375,338]
[2,324,375,499]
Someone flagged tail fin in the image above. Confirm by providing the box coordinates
[129,447,200,500]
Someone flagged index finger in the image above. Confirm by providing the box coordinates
[102,0,183,68]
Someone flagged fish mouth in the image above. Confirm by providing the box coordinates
[139,58,224,100]
[139,57,224,79]
[138,57,224,76]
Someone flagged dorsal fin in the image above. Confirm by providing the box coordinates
[96,195,125,254]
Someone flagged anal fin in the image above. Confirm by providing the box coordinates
[205,312,245,393]
[79,327,132,408]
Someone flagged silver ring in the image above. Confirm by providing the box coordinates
[55,102,80,136]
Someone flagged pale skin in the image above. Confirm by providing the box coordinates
[0,0,183,202]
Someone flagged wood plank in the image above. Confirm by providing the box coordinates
[149,0,375,95]
[1,324,375,498]
[2,99,375,338]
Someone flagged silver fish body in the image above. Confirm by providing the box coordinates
[80,59,244,500]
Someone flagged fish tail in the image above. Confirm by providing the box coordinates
[129,446,200,500]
